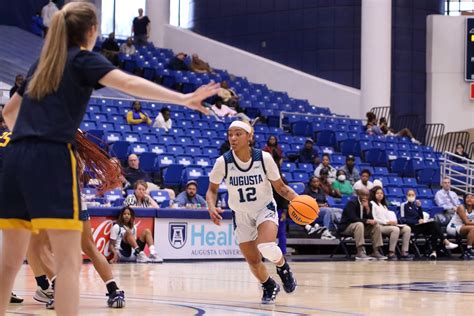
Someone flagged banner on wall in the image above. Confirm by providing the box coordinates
[84,217,154,260]
[154,218,242,259]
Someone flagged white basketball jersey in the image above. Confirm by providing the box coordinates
[222,149,276,214]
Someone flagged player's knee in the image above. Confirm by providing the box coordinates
[257,242,283,264]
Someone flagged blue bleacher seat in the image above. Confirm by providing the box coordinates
[340,139,361,157]
[139,152,158,172]
[131,125,150,133]
[167,145,185,156]
[417,187,434,199]
[315,130,337,147]
[80,121,97,130]
[150,190,171,203]
[196,176,210,196]
[182,167,204,184]
[195,157,212,167]
[185,146,202,155]
[97,122,114,131]
[105,131,122,142]
[203,147,219,158]
[149,143,166,154]
[292,171,310,183]
[104,189,123,202]
[116,124,132,133]
[157,155,175,168]
[163,164,185,187]
[386,187,404,198]
[109,141,130,161]
[176,137,193,146]
[124,132,140,143]
[281,162,297,172]
[289,182,305,194]
[363,148,387,167]
[402,177,418,188]
[130,142,148,155]
[140,133,158,143]
[387,176,403,187]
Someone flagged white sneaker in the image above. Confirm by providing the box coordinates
[445,241,458,250]
[33,286,54,303]
[430,251,437,260]
[148,253,164,263]
[321,230,336,240]
[136,251,150,263]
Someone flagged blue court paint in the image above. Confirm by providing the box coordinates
[354,281,474,294]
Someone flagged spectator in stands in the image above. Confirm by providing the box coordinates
[174,180,207,208]
[340,155,360,184]
[109,206,162,263]
[319,168,341,198]
[263,135,283,165]
[123,180,159,208]
[31,11,44,37]
[168,52,189,71]
[302,176,337,239]
[447,193,474,258]
[399,189,458,259]
[124,154,151,185]
[153,107,172,131]
[126,100,152,126]
[101,32,120,66]
[370,186,412,260]
[120,37,137,55]
[218,81,240,109]
[338,188,387,260]
[435,177,461,214]
[332,170,353,197]
[298,138,319,165]
[352,169,374,193]
[189,54,213,73]
[453,143,470,163]
[41,0,58,37]
[365,112,383,135]
[211,97,252,122]
[379,117,421,145]
[314,153,337,183]
[9,74,24,98]
[132,8,150,45]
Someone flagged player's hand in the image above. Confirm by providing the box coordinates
[109,253,118,264]
[209,207,224,226]
[183,82,220,115]
[366,219,376,225]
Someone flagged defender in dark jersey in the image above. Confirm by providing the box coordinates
[0,3,218,315]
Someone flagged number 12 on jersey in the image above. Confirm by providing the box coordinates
[238,187,257,203]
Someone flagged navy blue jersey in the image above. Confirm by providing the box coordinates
[12,47,115,144]
[0,128,11,169]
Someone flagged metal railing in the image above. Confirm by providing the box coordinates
[441,152,474,195]
[439,131,470,154]
[469,142,474,159]
[423,123,445,151]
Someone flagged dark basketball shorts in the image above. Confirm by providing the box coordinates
[0,139,83,232]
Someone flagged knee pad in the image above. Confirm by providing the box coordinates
[257,242,283,263]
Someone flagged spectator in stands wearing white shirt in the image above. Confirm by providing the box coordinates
[211,97,252,122]
[435,177,461,214]
[41,0,58,36]
[353,169,374,193]
[370,186,412,260]
[153,107,172,131]
[120,37,136,55]
[314,153,337,184]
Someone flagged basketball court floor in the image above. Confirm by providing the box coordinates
[6,260,474,315]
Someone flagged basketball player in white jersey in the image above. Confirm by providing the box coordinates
[206,121,298,304]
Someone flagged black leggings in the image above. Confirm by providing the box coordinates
[413,221,446,249]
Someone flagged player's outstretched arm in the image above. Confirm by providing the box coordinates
[99,69,220,115]
[270,178,298,202]
[206,182,224,226]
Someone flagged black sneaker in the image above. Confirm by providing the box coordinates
[107,290,125,308]
[10,292,24,303]
[276,263,297,293]
[261,282,280,304]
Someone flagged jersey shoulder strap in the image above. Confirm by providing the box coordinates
[223,151,233,180]
[253,148,268,176]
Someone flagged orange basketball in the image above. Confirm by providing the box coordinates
[288,195,320,226]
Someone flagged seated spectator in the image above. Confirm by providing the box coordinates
[211,97,252,122]
[123,180,159,208]
[447,193,474,258]
[9,74,24,98]
[120,37,136,55]
[189,54,212,73]
[379,117,421,145]
[452,143,471,163]
[153,107,172,131]
[31,11,44,37]
[124,154,151,185]
[109,206,162,263]
[101,32,120,66]
[319,168,341,198]
[314,153,337,183]
[399,189,458,259]
[340,155,360,184]
[370,186,412,260]
[218,81,240,109]
[353,169,374,193]
[338,188,387,260]
[126,100,152,126]
[435,177,461,214]
[168,52,190,71]
[302,176,338,239]
[263,135,283,166]
[298,138,319,165]
[365,112,383,136]
[174,180,207,208]
[332,170,353,197]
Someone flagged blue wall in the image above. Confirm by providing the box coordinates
[190,0,362,88]
[390,0,443,129]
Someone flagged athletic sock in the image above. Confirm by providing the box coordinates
[262,276,276,290]
[276,260,289,271]
[134,247,141,256]
[51,276,56,291]
[35,275,50,291]
[149,245,156,255]
[105,279,119,294]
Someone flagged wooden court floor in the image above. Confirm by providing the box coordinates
[5,260,474,315]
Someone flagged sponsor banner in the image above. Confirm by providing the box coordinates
[155,218,242,259]
[84,217,154,259]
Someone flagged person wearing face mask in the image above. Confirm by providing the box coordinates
[332,170,353,197]
[399,189,458,260]
[446,193,474,259]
